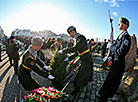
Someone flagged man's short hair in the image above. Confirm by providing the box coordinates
[32,36,43,46]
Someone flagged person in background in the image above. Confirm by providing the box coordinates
[5,38,12,65]
[50,38,63,51]
[8,36,20,75]
[101,39,107,58]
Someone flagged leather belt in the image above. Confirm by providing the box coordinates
[80,49,90,56]
[22,64,32,71]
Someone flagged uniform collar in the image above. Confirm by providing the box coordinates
[28,45,37,60]
[74,33,80,39]
[118,30,127,40]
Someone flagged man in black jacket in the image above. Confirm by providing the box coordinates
[96,17,131,102]
[58,26,93,95]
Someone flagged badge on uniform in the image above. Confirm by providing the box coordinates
[77,39,80,43]
[30,61,35,66]
[124,39,129,46]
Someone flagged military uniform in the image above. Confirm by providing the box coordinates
[50,42,63,51]
[24,38,31,51]
[63,33,93,88]
[98,30,131,101]
[101,41,107,58]
[5,39,12,65]
[8,39,20,74]
[18,45,49,91]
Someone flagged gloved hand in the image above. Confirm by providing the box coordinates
[64,57,69,62]
[44,66,52,71]
[48,74,55,80]
[58,50,63,54]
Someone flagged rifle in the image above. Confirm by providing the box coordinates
[101,10,114,69]
[108,9,113,44]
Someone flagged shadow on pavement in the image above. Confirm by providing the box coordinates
[1,74,26,102]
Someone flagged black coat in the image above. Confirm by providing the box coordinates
[98,30,131,100]
[63,33,93,87]
[18,48,48,91]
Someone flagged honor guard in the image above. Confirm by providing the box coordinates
[18,36,55,91]
[96,17,131,102]
[58,26,93,96]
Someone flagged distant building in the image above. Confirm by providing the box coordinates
[0,26,5,38]
[17,29,31,37]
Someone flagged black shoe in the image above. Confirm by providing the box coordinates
[70,88,80,95]
[95,92,107,102]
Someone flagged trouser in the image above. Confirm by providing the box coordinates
[9,56,12,65]
[13,59,19,74]
[98,60,124,100]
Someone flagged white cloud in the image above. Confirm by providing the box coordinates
[95,0,120,8]
[109,0,119,7]
[112,11,118,17]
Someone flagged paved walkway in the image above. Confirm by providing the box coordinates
[0,51,137,102]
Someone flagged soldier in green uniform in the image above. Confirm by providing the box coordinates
[5,38,13,65]
[58,26,93,95]
[50,37,63,51]
[8,36,20,74]
[18,36,55,91]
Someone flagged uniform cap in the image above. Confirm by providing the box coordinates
[67,26,76,34]
[119,17,129,27]
[56,38,63,42]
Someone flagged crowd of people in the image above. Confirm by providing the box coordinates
[0,17,137,102]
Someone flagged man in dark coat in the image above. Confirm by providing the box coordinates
[8,36,20,74]
[58,26,93,95]
[5,38,12,65]
[96,17,131,102]
[101,39,107,58]
[18,36,55,91]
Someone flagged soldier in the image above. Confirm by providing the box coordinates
[18,36,55,91]
[101,39,107,58]
[50,37,63,51]
[96,17,131,102]
[88,38,96,51]
[58,26,93,96]
[5,38,12,65]
[8,36,20,74]
[24,37,32,51]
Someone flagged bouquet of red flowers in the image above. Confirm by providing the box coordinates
[21,87,70,102]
